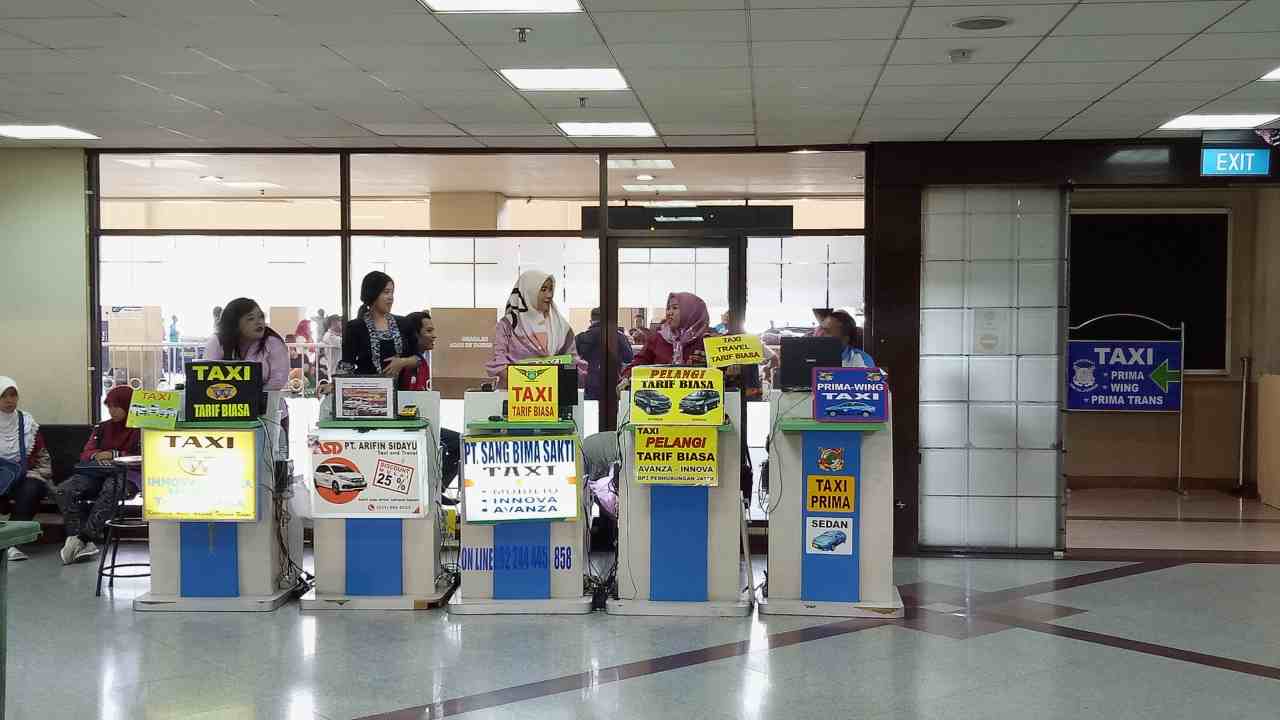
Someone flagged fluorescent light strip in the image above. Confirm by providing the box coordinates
[621,184,687,192]
[1261,66,1280,81]
[420,0,582,13]
[602,158,675,170]
[559,121,656,137]
[0,124,99,140]
[1160,114,1280,130]
[500,68,627,91]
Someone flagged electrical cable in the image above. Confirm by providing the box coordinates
[254,415,313,596]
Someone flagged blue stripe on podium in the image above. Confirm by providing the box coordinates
[345,518,404,596]
[800,430,861,603]
[649,485,709,602]
[493,521,551,599]
[180,521,239,597]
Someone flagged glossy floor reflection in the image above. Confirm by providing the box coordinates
[1067,488,1280,551]
[7,543,1280,719]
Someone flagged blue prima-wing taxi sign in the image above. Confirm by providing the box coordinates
[812,367,888,423]
[1201,148,1271,177]
[1066,340,1182,412]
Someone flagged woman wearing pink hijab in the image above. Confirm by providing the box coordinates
[625,292,711,375]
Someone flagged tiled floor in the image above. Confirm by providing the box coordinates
[1067,488,1280,551]
[7,543,1280,720]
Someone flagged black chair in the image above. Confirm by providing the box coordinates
[96,465,149,597]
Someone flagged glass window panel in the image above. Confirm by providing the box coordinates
[517,237,566,267]
[429,264,475,307]
[564,262,600,312]
[474,237,509,264]
[476,264,514,310]
[651,247,695,263]
[620,263,650,308]
[828,262,864,309]
[748,237,781,263]
[649,263,697,307]
[695,263,730,308]
[781,236,829,263]
[430,237,473,263]
[781,264,826,306]
[828,235,864,263]
[565,236,599,263]
[747,263,781,305]
[619,248,650,263]
[696,247,729,263]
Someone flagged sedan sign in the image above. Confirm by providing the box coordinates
[812,367,888,423]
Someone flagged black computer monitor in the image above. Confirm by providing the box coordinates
[558,366,578,419]
[779,337,842,391]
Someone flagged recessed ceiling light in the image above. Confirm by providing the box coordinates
[0,124,99,140]
[1261,66,1280,81]
[952,16,1010,31]
[1160,114,1280,130]
[788,149,821,155]
[114,157,206,170]
[419,0,582,13]
[601,158,675,170]
[500,68,627,91]
[558,121,656,137]
[621,184,686,192]
[635,174,655,181]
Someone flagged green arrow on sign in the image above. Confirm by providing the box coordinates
[1150,359,1183,393]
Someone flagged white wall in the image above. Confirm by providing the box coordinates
[0,148,88,424]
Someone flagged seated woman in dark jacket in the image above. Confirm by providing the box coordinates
[55,385,141,565]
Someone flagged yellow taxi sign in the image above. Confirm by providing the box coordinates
[630,366,724,426]
[507,364,559,422]
[703,334,765,368]
[633,425,719,485]
[142,429,257,521]
[807,474,856,514]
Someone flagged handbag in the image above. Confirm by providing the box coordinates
[0,412,28,496]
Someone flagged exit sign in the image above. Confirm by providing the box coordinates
[1201,147,1271,176]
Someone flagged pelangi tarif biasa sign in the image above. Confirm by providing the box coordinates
[462,436,579,523]
[633,425,718,486]
[629,366,724,426]
[507,364,559,422]
[1067,340,1182,412]
[142,429,257,521]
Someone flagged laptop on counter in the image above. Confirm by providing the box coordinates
[778,337,842,391]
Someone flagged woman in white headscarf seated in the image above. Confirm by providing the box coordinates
[484,269,587,388]
[0,376,53,561]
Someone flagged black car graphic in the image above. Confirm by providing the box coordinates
[633,389,672,415]
[679,390,721,415]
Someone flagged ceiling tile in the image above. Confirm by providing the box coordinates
[374,70,511,93]
[986,82,1117,101]
[879,63,1013,85]
[609,42,748,70]
[1105,80,1239,101]
[0,48,95,71]
[754,0,910,7]
[257,0,426,16]
[950,128,1050,140]
[1194,97,1280,114]
[435,12,599,45]
[1208,0,1280,33]
[282,13,457,44]
[593,11,747,44]
[654,122,755,135]
[58,46,227,73]
[971,99,1093,117]
[889,37,1040,64]
[753,67,881,90]
[628,68,750,93]
[1218,81,1280,102]
[1135,59,1278,84]
[569,137,666,148]
[327,43,485,72]
[357,122,465,136]
[1030,34,1191,62]
[662,134,756,147]
[469,43,614,69]
[861,103,975,120]
[871,83,996,103]
[0,17,175,47]
[1081,99,1201,118]
[583,0,743,8]
[853,127,947,142]
[1054,1,1238,36]
[428,99,545,122]
[524,91,641,111]
[751,40,892,68]
[0,31,48,48]
[189,45,355,71]
[474,135,573,148]
[392,136,486,148]
[0,0,119,18]
[749,8,909,42]
[456,123,561,136]
[1005,61,1148,84]
[544,107,653,123]
[1045,128,1150,139]
[1168,32,1280,60]
[900,4,1072,39]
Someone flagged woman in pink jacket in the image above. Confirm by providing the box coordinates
[485,270,586,388]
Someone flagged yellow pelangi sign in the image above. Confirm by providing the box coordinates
[507,364,559,422]
[142,429,257,521]
[807,474,856,514]
[630,366,724,426]
[634,425,718,485]
[703,334,766,368]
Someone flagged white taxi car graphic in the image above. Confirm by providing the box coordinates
[315,463,367,493]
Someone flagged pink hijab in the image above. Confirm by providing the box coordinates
[658,292,710,365]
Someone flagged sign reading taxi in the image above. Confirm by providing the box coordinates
[507,364,559,422]
[633,425,718,486]
[629,366,724,426]
[702,334,766,369]
[126,389,180,430]
[806,474,856,514]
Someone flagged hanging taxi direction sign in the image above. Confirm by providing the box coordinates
[703,334,766,369]
[629,366,724,426]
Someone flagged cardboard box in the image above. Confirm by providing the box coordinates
[433,307,499,399]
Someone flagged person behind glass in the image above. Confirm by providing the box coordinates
[484,269,586,387]
[317,314,343,383]
[398,311,461,498]
[576,307,634,402]
[339,271,418,383]
[821,310,876,367]
[55,385,141,565]
[623,292,711,377]
[203,298,291,390]
[0,377,53,562]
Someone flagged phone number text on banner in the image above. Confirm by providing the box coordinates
[633,425,718,486]
[463,435,579,523]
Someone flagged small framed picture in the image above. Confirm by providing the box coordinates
[334,376,396,420]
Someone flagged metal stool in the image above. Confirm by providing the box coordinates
[96,462,149,597]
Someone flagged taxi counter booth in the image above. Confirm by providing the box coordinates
[450,381,591,615]
[135,392,304,612]
[303,390,452,611]
[758,368,903,618]
[608,367,753,617]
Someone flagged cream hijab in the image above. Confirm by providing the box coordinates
[503,270,572,355]
[0,376,38,463]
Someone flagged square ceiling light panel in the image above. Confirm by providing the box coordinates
[559,121,656,137]
[0,125,99,140]
[420,0,581,12]
[1160,114,1280,129]
[500,68,627,91]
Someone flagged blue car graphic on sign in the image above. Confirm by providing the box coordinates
[824,401,876,418]
[811,529,847,552]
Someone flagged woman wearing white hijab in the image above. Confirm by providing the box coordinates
[484,269,587,388]
[0,377,53,561]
